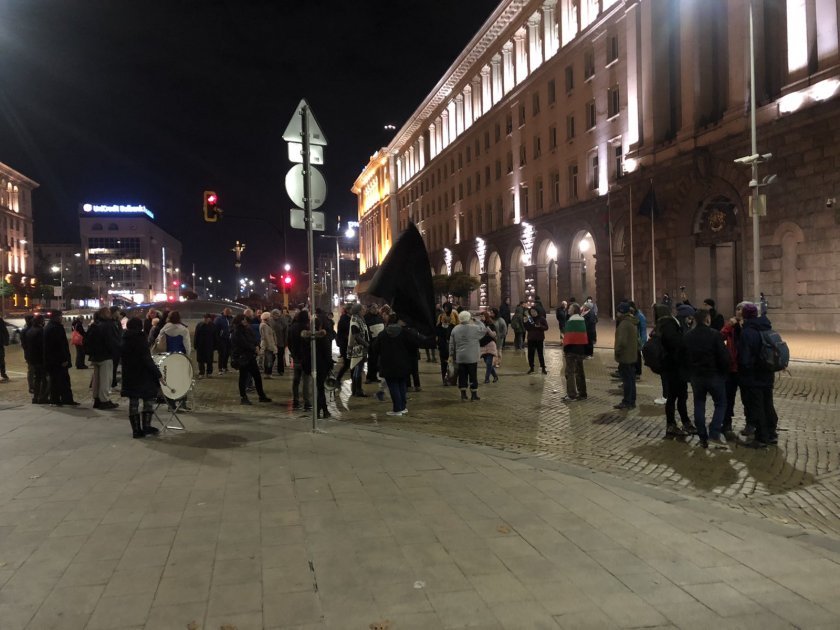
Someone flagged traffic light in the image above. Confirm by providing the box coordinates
[282,274,293,293]
[203,190,220,222]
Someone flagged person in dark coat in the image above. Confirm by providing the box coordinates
[435,309,454,386]
[109,306,123,388]
[654,303,694,437]
[20,314,34,393]
[287,310,311,409]
[214,308,232,373]
[374,313,427,415]
[581,304,597,358]
[523,307,548,374]
[71,317,88,369]
[301,316,334,419]
[121,317,163,438]
[0,315,9,381]
[24,315,48,404]
[738,303,779,448]
[194,314,217,377]
[85,307,120,410]
[44,311,77,406]
[704,298,725,331]
[230,313,272,405]
[683,308,730,448]
[334,306,351,382]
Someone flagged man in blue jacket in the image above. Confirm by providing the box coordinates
[738,302,779,448]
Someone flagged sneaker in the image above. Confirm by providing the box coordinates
[0,375,9,382]
[240,397,252,405]
[577,394,588,400]
[709,436,728,449]
[401,408,408,414]
[386,411,402,417]
[561,395,578,402]
[665,425,687,438]
[610,371,621,379]
[258,397,273,403]
[613,402,635,410]
[699,439,709,449]
[541,368,548,375]
[653,397,667,405]
[681,423,697,435]
[527,368,534,374]
[740,425,756,437]
[768,436,779,445]
[743,440,768,449]
[375,391,385,402]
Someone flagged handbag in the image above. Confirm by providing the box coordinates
[446,361,458,386]
[71,330,84,347]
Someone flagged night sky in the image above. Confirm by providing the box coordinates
[0,0,499,290]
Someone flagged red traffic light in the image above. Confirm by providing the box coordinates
[284,275,292,285]
[207,194,217,205]
[203,190,220,223]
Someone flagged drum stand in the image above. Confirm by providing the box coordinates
[153,383,194,432]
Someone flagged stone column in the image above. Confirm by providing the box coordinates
[472,76,483,120]
[528,13,543,71]
[725,0,747,120]
[435,117,443,155]
[481,66,492,113]
[625,2,641,147]
[677,0,697,139]
[454,95,464,137]
[429,123,437,158]
[463,88,473,131]
[514,29,528,85]
[543,0,559,59]
[441,110,450,148]
[639,0,655,147]
[491,54,503,105]
[418,135,425,170]
[502,43,514,95]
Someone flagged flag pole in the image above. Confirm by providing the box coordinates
[650,179,656,305]
[629,184,634,302]
[608,190,616,319]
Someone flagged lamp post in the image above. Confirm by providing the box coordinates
[320,224,357,307]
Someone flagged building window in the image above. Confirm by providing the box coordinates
[565,65,574,93]
[496,160,502,179]
[92,223,103,231]
[475,172,481,192]
[607,34,619,65]
[533,135,541,159]
[612,142,623,179]
[566,114,576,140]
[586,100,596,130]
[505,113,513,135]
[474,139,480,157]
[550,171,560,204]
[466,178,472,196]
[519,144,527,167]
[485,166,491,185]
[495,123,501,142]
[568,163,579,201]
[536,177,544,211]
[584,48,595,80]
[466,146,471,164]
[518,104,526,127]
[506,152,513,174]
[590,151,599,190]
[520,186,529,217]
[608,85,620,118]
[549,125,557,150]
[107,223,119,231]
[548,79,556,105]
[532,92,540,116]
[484,131,491,149]
[457,153,463,170]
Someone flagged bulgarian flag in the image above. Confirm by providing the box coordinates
[563,314,589,346]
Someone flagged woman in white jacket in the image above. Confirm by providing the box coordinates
[259,312,278,378]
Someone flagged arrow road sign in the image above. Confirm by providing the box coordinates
[282,99,328,146]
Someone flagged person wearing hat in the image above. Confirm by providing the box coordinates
[738,302,779,448]
[613,302,640,410]
[449,310,485,401]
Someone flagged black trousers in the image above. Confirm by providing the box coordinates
[238,358,266,398]
[527,340,545,369]
[663,370,689,426]
[31,365,49,403]
[74,345,86,369]
[742,385,778,443]
[47,366,74,404]
[0,344,6,376]
[218,341,230,371]
[457,362,478,391]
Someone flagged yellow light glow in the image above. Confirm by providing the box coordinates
[778,92,806,114]
[623,157,639,173]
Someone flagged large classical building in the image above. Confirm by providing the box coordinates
[79,203,182,303]
[0,161,38,308]
[352,0,840,331]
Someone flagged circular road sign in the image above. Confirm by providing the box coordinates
[285,164,327,210]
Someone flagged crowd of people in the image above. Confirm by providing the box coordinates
[5,289,781,448]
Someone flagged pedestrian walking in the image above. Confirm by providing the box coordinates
[435,308,454,385]
[683,308,730,448]
[555,301,568,344]
[287,310,312,409]
[231,313,272,406]
[449,310,484,401]
[365,304,385,383]
[334,305,351,382]
[479,311,498,384]
[121,317,162,438]
[348,303,370,397]
[511,302,526,351]
[373,313,423,415]
[561,303,588,401]
[721,303,748,439]
[524,307,548,374]
[614,302,639,410]
[582,303,597,358]
[489,307,507,368]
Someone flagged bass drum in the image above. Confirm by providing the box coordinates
[153,353,194,400]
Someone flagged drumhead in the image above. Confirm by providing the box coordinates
[153,353,194,399]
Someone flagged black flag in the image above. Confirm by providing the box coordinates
[637,185,661,218]
[367,222,436,336]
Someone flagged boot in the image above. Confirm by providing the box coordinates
[241,396,253,405]
[141,412,159,436]
[460,389,468,402]
[129,414,144,439]
[471,390,480,401]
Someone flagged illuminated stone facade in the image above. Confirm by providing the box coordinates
[353,0,840,331]
[0,162,38,307]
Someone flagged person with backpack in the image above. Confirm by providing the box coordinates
[651,303,694,436]
[721,303,748,439]
[738,302,781,448]
[683,309,731,449]
[561,303,588,401]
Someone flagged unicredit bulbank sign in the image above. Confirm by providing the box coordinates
[81,203,155,220]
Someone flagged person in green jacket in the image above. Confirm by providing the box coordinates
[510,302,526,351]
[614,302,640,410]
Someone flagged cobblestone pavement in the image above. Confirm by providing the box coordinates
[3,340,840,538]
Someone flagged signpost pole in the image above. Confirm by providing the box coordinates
[302,105,318,432]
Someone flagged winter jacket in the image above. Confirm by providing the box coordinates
[287,314,308,362]
[683,323,729,378]
[0,318,9,347]
[107,321,122,360]
[533,300,546,318]
[43,320,71,367]
[614,313,640,364]
[493,317,508,345]
[24,325,45,366]
[301,330,333,375]
[194,322,217,362]
[562,314,588,355]
[435,316,453,356]
[213,314,231,347]
[374,324,421,379]
[85,320,118,362]
[259,321,278,354]
[120,328,162,399]
[720,320,741,373]
[336,313,351,353]
[159,322,192,355]
[479,326,497,358]
[556,306,568,331]
[269,313,288,349]
[231,324,259,364]
[524,315,548,342]
[498,302,512,324]
[655,316,685,373]
[636,310,648,346]
[738,316,776,388]
[449,320,485,365]
[511,306,525,333]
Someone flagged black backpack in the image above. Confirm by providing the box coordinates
[642,333,666,374]
[758,330,790,372]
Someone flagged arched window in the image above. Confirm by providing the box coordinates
[92,223,103,231]
[107,223,119,231]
